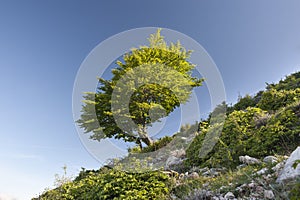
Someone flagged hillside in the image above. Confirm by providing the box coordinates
[34,71,300,200]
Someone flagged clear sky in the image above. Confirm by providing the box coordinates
[0,1,300,199]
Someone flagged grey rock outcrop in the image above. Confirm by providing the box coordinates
[165,155,184,170]
[277,146,300,183]
[239,155,261,165]
[263,156,278,164]
[264,190,275,199]
[224,192,235,199]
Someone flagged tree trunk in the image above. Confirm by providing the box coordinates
[137,125,154,147]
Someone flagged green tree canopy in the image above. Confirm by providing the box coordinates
[77,29,203,148]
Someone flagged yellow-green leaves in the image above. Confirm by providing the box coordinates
[78,29,203,147]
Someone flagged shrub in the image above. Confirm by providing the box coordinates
[233,94,257,111]
[269,71,300,91]
[257,88,300,111]
[289,181,300,200]
[36,167,172,200]
[186,103,300,169]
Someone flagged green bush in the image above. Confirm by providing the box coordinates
[232,94,257,111]
[254,101,300,155]
[257,88,300,111]
[186,103,300,169]
[267,71,300,91]
[36,167,172,200]
[289,181,300,200]
[35,71,300,200]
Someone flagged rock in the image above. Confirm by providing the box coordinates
[264,190,275,199]
[180,136,187,140]
[212,167,227,173]
[277,146,300,183]
[272,161,285,175]
[202,182,209,188]
[255,186,264,194]
[188,172,199,179]
[239,155,261,165]
[250,192,261,199]
[165,155,184,170]
[170,194,177,199]
[256,167,268,175]
[205,190,214,198]
[235,183,248,195]
[186,189,213,200]
[262,174,273,183]
[188,166,200,173]
[263,156,278,164]
[248,181,257,189]
[171,148,186,158]
[283,155,289,159]
[198,167,209,173]
[237,164,247,169]
[224,192,235,199]
[219,185,227,191]
[202,169,220,177]
[235,186,243,193]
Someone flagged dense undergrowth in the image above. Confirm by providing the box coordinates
[34,71,300,199]
[35,167,172,200]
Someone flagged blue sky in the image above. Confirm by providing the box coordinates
[0,1,300,199]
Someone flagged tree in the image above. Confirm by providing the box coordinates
[77,29,203,148]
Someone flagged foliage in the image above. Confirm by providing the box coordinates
[267,71,300,91]
[77,29,203,147]
[208,165,258,194]
[35,167,172,200]
[232,94,257,111]
[289,181,300,200]
[186,107,265,168]
[35,71,300,199]
[185,72,300,169]
[257,88,300,111]
[254,101,300,155]
[292,159,300,169]
[53,165,73,188]
[171,178,204,199]
[186,102,300,169]
[129,136,174,153]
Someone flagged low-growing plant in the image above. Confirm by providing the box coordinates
[289,180,300,200]
[36,166,173,200]
[258,88,300,112]
[186,101,300,170]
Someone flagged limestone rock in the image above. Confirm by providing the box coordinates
[263,156,278,164]
[224,191,235,199]
[264,190,275,199]
[165,155,184,170]
[277,146,300,183]
[256,167,268,175]
[272,161,285,176]
[198,167,209,173]
[171,148,186,158]
[239,155,261,165]
[188,172,199,179]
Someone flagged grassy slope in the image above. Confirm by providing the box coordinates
[34,72,300,200]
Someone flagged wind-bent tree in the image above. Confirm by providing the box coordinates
[77,29,203,148]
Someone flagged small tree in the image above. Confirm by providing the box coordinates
[77,29,203,148]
